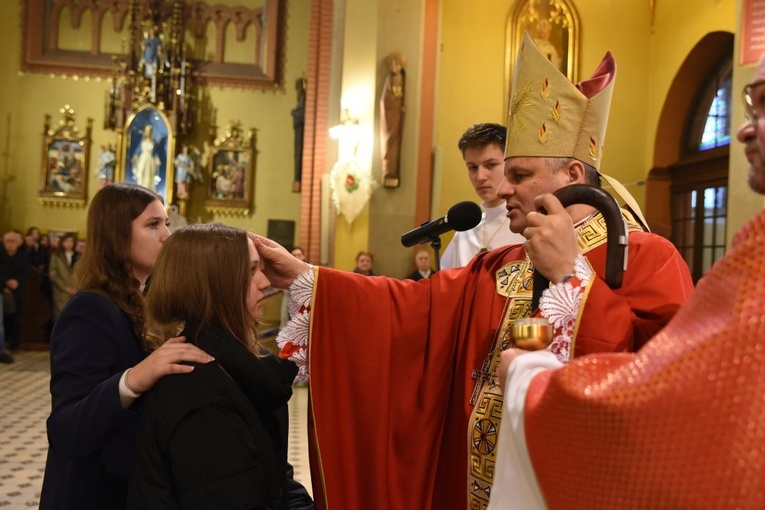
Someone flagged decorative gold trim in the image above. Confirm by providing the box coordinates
[38,196,86,208]
[568,256,595,360]
[306,266,330,510]
[203,205,252,217]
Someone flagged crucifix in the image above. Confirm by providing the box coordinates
[470,357,494,406]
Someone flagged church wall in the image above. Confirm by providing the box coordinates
[0,0,311,244]
[643,0,737,219]
[366,0,427,278]
[329,0,427,277]
[436,0,650,220]
[434,0,739,220]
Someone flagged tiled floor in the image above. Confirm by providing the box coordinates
[0,351,312,508]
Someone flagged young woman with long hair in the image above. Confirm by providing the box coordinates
[128,223,313,509]
[40,183,214,510]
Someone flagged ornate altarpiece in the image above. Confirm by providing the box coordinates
[22,0,281,214]
[21,0,286,89]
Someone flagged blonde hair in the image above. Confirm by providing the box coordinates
[145,223,260,352]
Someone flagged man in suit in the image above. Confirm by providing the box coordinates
[406,249,435,281]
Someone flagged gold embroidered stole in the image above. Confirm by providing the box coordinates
[466,210,643,509]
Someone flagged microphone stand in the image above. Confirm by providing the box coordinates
[431,237,442,272]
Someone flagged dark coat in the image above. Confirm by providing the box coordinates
[128,325,313,510]
[0,246,30,310]
[40,291,146,509]
[406,268,435,281]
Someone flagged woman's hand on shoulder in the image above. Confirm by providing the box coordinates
[127,336,215,394]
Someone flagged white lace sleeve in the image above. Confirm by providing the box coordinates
[538,254,592,364]
[276,268,315,381]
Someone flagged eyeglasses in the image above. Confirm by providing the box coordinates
[743,80,765,122]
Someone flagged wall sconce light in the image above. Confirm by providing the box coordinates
[327,107,376,225]
[329,108,361,152]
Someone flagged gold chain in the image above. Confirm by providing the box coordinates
[480,217,510,253]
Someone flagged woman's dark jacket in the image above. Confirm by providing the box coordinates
[40,292,146,510]
[127,324,313,510]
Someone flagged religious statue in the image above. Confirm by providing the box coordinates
[140,25,163,101]
[141,26,162,79]
[534,19,562,71]
[132,125,160,190]
[379,52,406,188]
[173,144,202,199]
[291,78,306,192]
[96,144,116,189]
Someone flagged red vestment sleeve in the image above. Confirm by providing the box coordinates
[573,232,694,356]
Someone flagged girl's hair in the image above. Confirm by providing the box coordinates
[145,223,260,352]
[74,183,163,341]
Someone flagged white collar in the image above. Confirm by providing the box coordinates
[482,201,507,221]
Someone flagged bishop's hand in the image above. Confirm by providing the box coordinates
[253,234,311,289]
[522,193,579,284]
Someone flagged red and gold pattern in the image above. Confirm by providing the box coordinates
[467,211,645,510]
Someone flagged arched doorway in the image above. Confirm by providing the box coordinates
[648,31,734,282]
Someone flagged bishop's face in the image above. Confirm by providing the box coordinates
[738,61,765,195]
[497,157,572,234]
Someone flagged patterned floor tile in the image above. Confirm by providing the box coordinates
[0,351,312,508]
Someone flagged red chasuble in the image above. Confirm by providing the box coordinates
[523,210,765,509]
[306,231,692,510]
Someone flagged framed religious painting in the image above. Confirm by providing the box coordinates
[205,122,257,216]
[505,0,580,113]
[39,106,92,207]
[117,104,175,205]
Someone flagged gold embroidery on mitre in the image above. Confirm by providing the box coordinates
[540,78,550,98]
[588,135,599,161]
[552,100,563,121]
[538,122,549,143]
[504,32,616,171]
[508,83,534,135]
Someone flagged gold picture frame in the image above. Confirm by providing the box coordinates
[505,0,580,113]
[206,122,257,216]
[39,105,92,207]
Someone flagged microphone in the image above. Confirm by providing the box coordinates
[401,201,483,247]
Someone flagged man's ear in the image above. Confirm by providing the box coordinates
[564,159,587,184]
